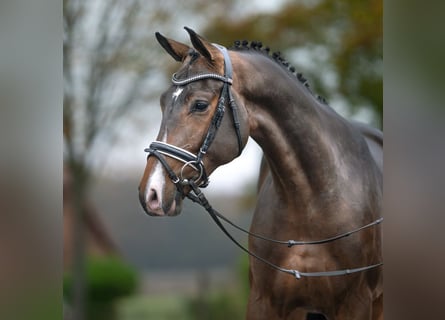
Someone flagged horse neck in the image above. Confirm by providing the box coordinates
[233,52,373,211]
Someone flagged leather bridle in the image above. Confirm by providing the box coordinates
[144,43,383,279]
[145,44,242,191]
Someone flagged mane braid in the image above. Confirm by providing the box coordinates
[230,40,328,105]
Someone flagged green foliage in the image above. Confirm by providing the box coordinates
[64,255,138,303]
[64,255,138,320]
[186,289,246,320]
[205,0,382,127]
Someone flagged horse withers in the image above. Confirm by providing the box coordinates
[138,28,383,320]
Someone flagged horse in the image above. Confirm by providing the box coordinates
[138,27,383,320]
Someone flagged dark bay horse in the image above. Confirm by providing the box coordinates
[138,28,383,320]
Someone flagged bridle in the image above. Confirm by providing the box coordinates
[144,44,383,279]
[145,43,242,190]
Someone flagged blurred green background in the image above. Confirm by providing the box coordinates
[62,0,382,319]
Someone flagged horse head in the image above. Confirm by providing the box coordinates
[138,27,249,216]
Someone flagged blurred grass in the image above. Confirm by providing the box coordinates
[116,290,246,320]
[116,294,192,320]
[115,256,249,320]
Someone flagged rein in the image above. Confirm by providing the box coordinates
[185,180,383,279]
[145,43,383,279]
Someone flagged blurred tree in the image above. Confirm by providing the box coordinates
[63,1,237,319]
[204,0,382,128]
[64,0,155,179]
[64,1,153,317]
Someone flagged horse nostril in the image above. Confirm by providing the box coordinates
[152,189,158,201]
[147,188,161,210]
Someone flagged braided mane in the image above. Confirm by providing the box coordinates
[230,40,328,105]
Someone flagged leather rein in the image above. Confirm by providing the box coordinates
[145,44,383,280]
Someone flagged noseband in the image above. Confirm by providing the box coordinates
[144,44,242,192]
[144,44,383,279]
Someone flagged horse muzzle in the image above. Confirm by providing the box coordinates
[138,156,185,216]
[138,185,183,217]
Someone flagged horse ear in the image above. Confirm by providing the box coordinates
[184,27,219,62]
[155,32,190,62]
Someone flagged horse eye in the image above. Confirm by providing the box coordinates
[192,101,209,112]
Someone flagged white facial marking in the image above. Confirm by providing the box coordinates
[145,130,168,204]
[172,87,183,101]
[145,160,165,205]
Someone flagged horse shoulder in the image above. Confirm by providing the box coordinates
[350,120,383,172]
